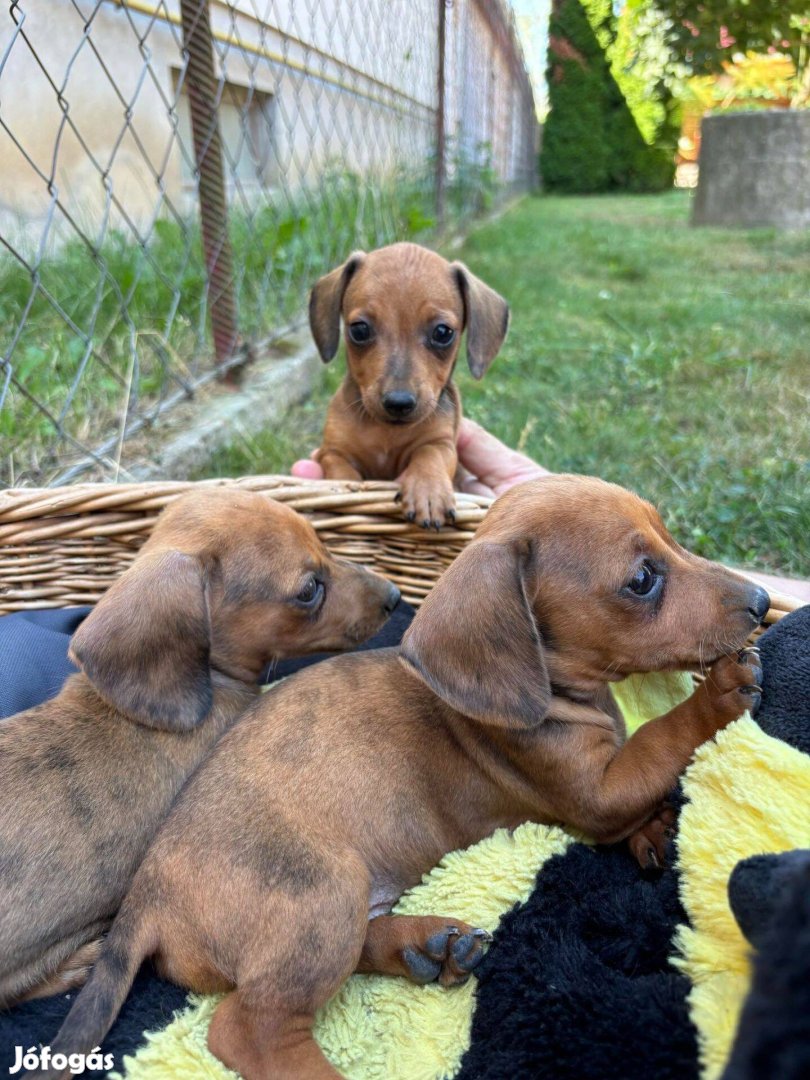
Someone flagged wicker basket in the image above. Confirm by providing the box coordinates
[0,478,802,642]
[0,476,492,614]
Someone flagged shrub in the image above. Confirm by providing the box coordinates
[542,0,675,193]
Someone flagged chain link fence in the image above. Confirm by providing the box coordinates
[0,0,538,487]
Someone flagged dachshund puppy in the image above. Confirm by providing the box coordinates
[33,476,769,1080]
[309,242,509,528]
[0,488,398,1007]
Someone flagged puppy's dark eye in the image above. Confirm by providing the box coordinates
[431,324,455,347]
[295,577,323,607]
[626,561,659,597]
[348,321,372,344]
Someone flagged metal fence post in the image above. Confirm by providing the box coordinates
[179,0,239,374]
[435,0,447,229]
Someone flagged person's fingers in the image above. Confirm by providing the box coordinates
[456,417,495,461]
[456,417,550,495]
[454,462,495,498]
[291,459,324,479]
[459,477,497,497]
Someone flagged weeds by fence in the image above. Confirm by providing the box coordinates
[0,0,537,487]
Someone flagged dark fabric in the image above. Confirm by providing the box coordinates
[0,603,415,1074]
[0,970,188,1078]
[0,608,87,719]
[754,603,810,755]
[728,850,810,952]
[723,853,810,1080]
[720,605,810,1077]
[458,844,697,1080]
[459,605,810,1080]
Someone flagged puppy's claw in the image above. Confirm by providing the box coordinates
[473,928,493,941]
[405,511,416,523]
[646,846,661,870]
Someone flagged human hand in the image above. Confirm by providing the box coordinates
[453,418,550,496]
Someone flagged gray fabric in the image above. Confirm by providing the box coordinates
[0,607,88,719]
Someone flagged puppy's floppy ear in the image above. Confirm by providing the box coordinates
[69,551,212,732]
[451,261,510,379]
[400,540,549,729]
[309,251,366,362]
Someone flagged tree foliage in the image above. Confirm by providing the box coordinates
[655,1,810,77]
[542,0,675,193]
[613,0,686,145]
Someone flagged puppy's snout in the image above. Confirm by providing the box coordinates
[383,583,401,614]
[746,585,770,625]
[382,391,417,420]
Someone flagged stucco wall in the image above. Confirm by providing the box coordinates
[0,0,534,248]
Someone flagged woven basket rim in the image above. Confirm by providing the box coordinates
[0,475,805,618]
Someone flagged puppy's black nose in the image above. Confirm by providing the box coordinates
[382,391,417,419]
[746,585,770,624]
[383,584,401,614]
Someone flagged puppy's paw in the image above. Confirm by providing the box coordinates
[401,921,492,988]
[628,802,677,871]
[701,647,763,729]
[398,473,456,530]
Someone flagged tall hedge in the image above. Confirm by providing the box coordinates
[542,0,674,193]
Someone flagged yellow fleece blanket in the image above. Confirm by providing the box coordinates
[112,673,810,1080]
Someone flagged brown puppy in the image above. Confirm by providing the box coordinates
[0,488,398,1007]
[34,476,769,1080]
[309,242,509,528]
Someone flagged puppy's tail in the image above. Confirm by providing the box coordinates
[23,903,154,1080]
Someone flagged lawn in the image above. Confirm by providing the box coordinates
[199,191,810,578]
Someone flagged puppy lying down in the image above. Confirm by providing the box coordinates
[30,475,768,1080]
[0,488,397,1008]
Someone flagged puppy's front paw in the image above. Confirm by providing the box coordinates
[701,647,763,729]
[398,473,456,530]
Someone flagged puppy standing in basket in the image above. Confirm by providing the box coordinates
[309,242,509,528]
[0,488,398,1008]
[29,475,770,1080]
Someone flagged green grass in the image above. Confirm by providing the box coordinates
[198,191,810,577]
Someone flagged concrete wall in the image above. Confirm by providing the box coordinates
[692,111,810,229]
